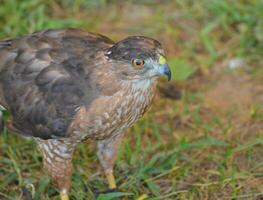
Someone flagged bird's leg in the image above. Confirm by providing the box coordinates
[97,134,123,189]
[35,138,76,200]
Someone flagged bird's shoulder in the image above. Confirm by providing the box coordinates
[1,28,114,49]
[0,28,114,66]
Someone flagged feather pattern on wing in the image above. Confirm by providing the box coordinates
[0,28,114,139]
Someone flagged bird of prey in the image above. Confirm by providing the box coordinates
[0,28,171,200]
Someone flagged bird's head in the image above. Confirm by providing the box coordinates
[105,36,171,82]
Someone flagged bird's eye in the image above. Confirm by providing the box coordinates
[132,59,145,68]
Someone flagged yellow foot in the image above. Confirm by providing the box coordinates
[105,170,117,189]
[136,194,148,200]
[60,191,69,200]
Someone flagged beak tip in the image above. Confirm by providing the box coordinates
[166,70,171,81]
[157,63,171,81]
[163,65,171,81]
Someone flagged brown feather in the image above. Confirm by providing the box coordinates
[0,28,114,139]
[0,28,167,194]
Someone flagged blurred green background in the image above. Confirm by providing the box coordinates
[0,0,263,199]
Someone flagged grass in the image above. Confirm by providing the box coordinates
[0,0,263,199]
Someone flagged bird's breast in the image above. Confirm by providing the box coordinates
[70,79,157,141]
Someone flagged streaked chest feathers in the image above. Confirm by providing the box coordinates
[71,79,157,140]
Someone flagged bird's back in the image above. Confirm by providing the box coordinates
[0,28,114,139]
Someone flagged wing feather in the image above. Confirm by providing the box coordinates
[0,28,113,139]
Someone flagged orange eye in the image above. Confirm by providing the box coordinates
[132,59,145,68]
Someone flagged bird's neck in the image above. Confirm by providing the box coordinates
[122,78,157,93]
[120,78,158,110]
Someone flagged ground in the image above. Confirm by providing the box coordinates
[0,1,263,199]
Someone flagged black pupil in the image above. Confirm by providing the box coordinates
[136,60,142,65]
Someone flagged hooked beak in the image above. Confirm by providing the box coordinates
[157,56,171,81]
[158,64,171,81]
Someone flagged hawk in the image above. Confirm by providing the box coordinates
[0,28,171,200]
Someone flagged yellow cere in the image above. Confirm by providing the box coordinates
[158,55,167,65]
